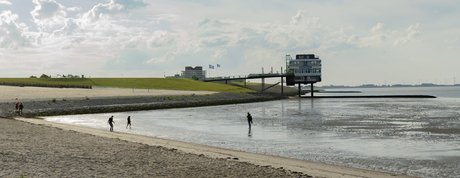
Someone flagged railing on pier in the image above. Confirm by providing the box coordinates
[204,73,291,82]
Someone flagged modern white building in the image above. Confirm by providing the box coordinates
[286,54,322,85]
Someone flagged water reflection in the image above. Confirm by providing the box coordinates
[311,98,314,108]
[281,99,285,116]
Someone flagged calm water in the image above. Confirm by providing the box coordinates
[44,86,460,178]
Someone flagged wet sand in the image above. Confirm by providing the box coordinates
[0,86,416,177]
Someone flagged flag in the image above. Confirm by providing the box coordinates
[217,64,220,68]
[209,64,214,69]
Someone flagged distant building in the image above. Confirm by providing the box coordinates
[285,54,322,85]
[165,74,181,78]
[421,83,435,86]
[361,84,376,87]
[181,66,206,81]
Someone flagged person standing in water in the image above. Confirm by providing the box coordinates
[126,116,131,129]
[247,112,253,129]
[107,115,115,132]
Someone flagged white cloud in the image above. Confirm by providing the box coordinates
[150,14,178,24]
[30,0,67,31]
[372,23,385,33]
[149,30,176,48]
[0,0,11,5]
[52,18,81,37]
[60,37,84,50]
[0,11,31,48]
[66,7,81,12]
[145,51,175,64]
[80,1,124,24]
[394,23,420,46]
[80,0,148,25]
[211,48,227,59]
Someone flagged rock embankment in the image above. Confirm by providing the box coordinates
[0,92,287,117]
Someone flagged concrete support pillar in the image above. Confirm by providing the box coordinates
[311,83,314,97]
[298,83,301,97]
[281,77,284,95]
[262,78,265,92]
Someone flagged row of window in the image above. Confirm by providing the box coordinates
[294,76,321,81]
[292,68,321,73]
[289,61,321,66]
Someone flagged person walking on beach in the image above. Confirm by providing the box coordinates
[247,112,253,129]
[108,116,115,132]
[15,102,19,112]
[126,116,131,129]
[18,103,24,115]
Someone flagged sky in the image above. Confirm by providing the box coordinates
[0,0,459,86]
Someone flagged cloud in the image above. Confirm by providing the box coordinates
[372,23,385,33]
[30,0,67,30]
[149,30,176,48]
[80,0,148,25]
[0,11,31,48]
[0,0,11,5]
[52,18,81,37]
[394,23,420,46]
[66,7,81,12]
[113,0,149,10]
[211,48,227,59]
[145,51,175,64]
[60,37,85,49]
[200,37,229,48]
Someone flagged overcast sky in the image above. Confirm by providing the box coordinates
[0,0,459,86]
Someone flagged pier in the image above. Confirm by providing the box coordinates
[204,73,317,97]
[204,53,322,97]
[204,73,294,95]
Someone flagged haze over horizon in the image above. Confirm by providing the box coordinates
[1,0,459,86]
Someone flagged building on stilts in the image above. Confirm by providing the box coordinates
[285,54,322,97]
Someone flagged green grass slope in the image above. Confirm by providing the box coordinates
[0,78,254,93]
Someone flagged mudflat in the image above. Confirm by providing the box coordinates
[0,86,416,178]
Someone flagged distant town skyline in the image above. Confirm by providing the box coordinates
[1,0,459,86]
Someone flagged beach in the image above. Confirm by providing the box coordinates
[0,85,217,103]
[0,86,415,177]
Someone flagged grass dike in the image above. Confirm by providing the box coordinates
[0,78,254,93]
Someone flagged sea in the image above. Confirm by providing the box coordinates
[43,86,460,178]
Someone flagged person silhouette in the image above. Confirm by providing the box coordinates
[126,116,131,129]
[247,112,253,129]
[18,103,24,115]
[107,116,115,132]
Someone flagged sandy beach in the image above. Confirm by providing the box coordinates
[0,86,416,178]
[0,85,217,103]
